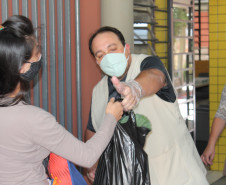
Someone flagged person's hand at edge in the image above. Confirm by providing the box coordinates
[201,144,215,166]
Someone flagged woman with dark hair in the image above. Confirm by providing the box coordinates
[0,15,123,185]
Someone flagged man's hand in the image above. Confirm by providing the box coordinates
[111,76,143,111]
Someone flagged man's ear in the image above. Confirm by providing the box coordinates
[125,44,131,54]
[96,60,100,65]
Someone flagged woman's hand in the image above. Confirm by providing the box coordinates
[86,161,98,184]
[105,97,123,121]
[201,143,215,166]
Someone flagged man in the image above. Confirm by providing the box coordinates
[85,26,209,185]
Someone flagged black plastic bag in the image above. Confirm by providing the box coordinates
[93,110,151,185]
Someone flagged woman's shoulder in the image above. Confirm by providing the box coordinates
[17,102,55,120]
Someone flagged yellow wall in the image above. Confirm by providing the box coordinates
[209,0,226,171]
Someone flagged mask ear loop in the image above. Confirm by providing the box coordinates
[25,54,42,64]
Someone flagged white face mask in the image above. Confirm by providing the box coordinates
[99,47,129,77]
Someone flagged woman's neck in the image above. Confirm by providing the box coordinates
[9,83,20,97]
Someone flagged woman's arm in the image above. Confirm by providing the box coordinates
[201,117,226,165]
[32,98,123,168]
[52,113,118,168]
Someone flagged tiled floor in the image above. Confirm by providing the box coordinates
[211,176,226,185]
[207,170,225,185]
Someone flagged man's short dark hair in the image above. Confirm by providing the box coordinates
[89,26,126,56]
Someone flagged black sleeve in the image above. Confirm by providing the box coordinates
[86,104,96,132]
[140,56,176,103]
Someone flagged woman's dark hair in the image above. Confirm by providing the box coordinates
[89,26,126,56]
[0,15,36,106]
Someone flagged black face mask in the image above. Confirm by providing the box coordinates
[20,56,42,81]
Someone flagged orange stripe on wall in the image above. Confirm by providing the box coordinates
[18,0,22,15]
[28,0,32,18]
[8,0,13,17]
[80,0,102,140]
